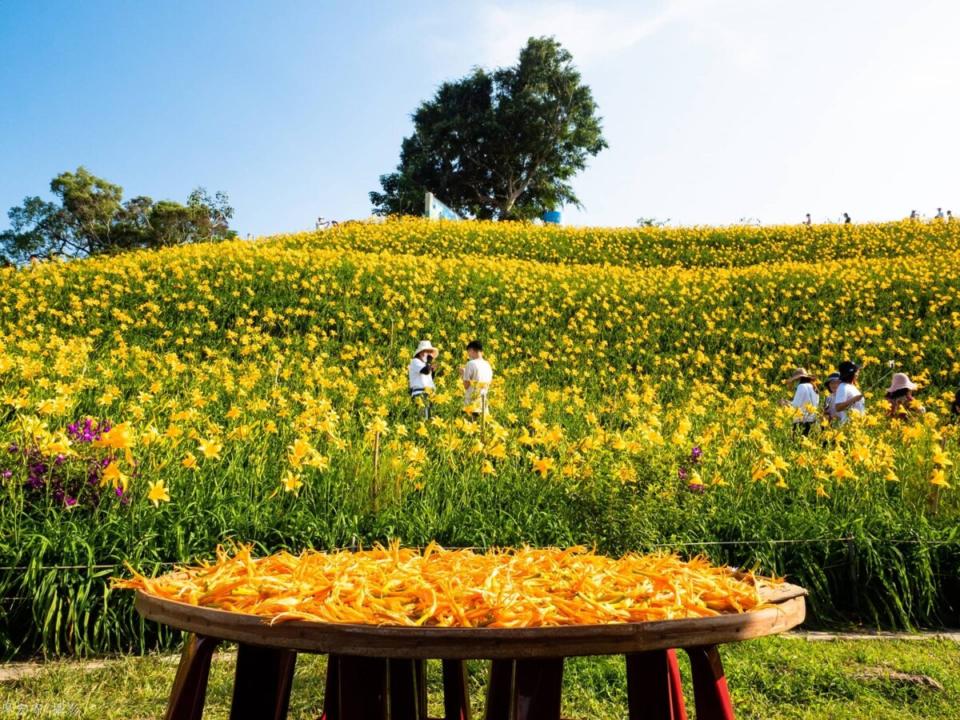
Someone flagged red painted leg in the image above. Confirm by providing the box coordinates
[484,660,514,720]
[513,658,563,720]
[625,649,688,720]
[229,643,297,720]
[666,650,687,719]
[684,646,735,720]
[164,634,220,720]
[442,660,472,720]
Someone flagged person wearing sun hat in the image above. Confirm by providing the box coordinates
[783,367,819,435]
[408,340,439,419]
[885,372,924,419]
[834,361,865,425]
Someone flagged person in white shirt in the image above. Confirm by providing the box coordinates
[833,361,865,425]
[783,367,819,436]
[408,340,438,419]
[461,340,493,418]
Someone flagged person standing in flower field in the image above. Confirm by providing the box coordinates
[461,340,493,419]
[783,368,819,435]
[885,373,925,418]
[408,340,439,420]
[822,372,841,422]
[834,361,865,425]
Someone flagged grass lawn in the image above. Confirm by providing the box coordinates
[0,637,957,719]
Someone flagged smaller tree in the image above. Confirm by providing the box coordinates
[0,168,236,264]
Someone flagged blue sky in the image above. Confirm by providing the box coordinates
[2,0,958,235]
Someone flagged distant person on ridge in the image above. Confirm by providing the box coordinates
[843,212,852,224]
[834,361,865,425]
[804,213,812,226]
[409,340,439,419]
[909,210,918,220]
[936,208,945,220]
[782,368,819,436]
[461,340,493,418]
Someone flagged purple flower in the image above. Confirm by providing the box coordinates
[677,467,688,481]
[65,496,77,507]
[55,454,67,466]
[115,486,124,498]
[7,443,19,453]
[687,482,706,495]
[1,469,11,479]
[53,488,64,502]
[690,446,703,463]
[27,476,44,490]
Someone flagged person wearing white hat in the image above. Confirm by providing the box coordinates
[885,373,924,419]
[408,340,439,419]
[782,368,819,435]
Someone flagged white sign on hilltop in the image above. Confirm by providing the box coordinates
[425,192,461,221]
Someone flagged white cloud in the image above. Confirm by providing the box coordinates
[423,0,729,72]
[471,1,678,68]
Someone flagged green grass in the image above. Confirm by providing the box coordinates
[1,637,957,719]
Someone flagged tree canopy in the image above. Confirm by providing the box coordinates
[0,167,235,264]
[370,37,607,221]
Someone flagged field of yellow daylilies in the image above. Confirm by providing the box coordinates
[0,217,958,656]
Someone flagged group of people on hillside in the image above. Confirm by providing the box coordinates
[404,339,950,433]
[408,339,492,420]
[783,361,926,435]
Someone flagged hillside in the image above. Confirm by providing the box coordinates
[0,219,958,656]
[277,216,960,268]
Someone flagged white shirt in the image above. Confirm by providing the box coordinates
[791,383,819,423]
[834,382,865,425]
[408,357,435,397]
[462,357,493,407]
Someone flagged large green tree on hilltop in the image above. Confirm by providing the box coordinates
[0,167,235,264]
[370,37,607,221]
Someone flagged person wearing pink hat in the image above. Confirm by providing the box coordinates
[885,373,924,419]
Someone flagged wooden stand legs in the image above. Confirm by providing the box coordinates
[684,646,735,720]
[626,649,688,720]
[626,646,735,720]
[162,635,734,720]
[321,656,471,720]
[229,644,297,720]
[485,658,564,720]
[165,635,220,720]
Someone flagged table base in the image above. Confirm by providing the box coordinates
[162,636,735,720]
